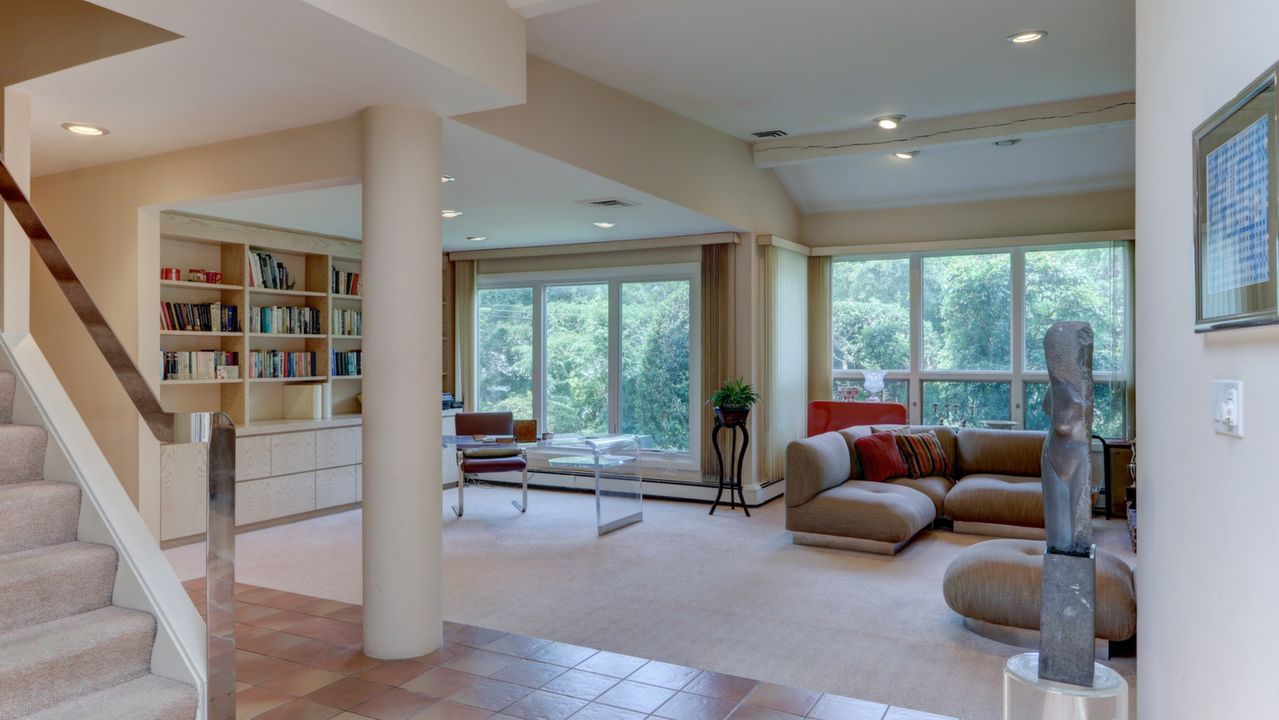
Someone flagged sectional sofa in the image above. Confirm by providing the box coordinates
[785,425,1048,554]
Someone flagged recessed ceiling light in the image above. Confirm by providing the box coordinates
[467,236,487,242]
[441,210,463,218]
[61,122,108,136]
[994,138,1022,147]
[1007,30,1046,44]
[893,150,919,160]
[875,115,905,130]
[441,175,456,183]
[593,222,618,229]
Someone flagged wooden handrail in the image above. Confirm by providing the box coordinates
[0,155,174,442]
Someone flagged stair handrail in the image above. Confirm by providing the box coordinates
[0,155,235,720]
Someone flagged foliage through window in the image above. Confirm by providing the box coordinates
[831,257,910,371]
[922,253,1011,371]
[621,281,691,452]
[476,288,533,418]
[546,284,610,437]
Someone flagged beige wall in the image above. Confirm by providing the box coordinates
[802,188,1135,247]
[1135,0,1279,716]
[458,57,801,240]
[30,118,362,504]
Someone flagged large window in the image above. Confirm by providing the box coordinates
[477,265,698,455]
[831,241,1132,437]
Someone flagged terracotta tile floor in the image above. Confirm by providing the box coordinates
[184,579,955,720]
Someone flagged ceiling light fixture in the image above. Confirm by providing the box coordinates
[875,115,905,130]
[441,210,463,218]
[1006,30,1046,44]
[893,150,919,160]
[593,222,617,229]
[467,236,487,242]
[441,175,456,183]
[994,138,1022,147]
[61,122,108,136]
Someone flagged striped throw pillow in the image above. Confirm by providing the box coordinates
[894,431,953,479]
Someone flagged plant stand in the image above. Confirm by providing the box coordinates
[709,417,749,516]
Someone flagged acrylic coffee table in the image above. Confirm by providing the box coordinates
[543,435,644,535]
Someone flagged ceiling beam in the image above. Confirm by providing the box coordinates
[752,92,1135,168]
[508,0,605,19]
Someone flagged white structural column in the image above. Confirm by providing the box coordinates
[361,105,444,658]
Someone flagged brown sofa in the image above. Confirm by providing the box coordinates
[785,425,1048,554]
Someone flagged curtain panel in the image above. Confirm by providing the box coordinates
[758,245,809,484]
[807,255,833,403]
[700,242,736,479]
[453,259,477,410]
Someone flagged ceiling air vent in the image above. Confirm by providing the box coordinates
[751,129,788,139]
[577,198,640,209]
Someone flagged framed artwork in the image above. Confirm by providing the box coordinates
[1193,64,1279,332]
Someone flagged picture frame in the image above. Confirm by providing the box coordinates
[1193,64,1279,332]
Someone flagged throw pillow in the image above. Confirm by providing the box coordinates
[853,431,909,482]
[894,431,953,479]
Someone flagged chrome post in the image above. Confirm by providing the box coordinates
[177,412,237,720]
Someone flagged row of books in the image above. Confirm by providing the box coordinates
[162,351,239,381]
[249,351,318,379]
[332,268,361,296]
[332,350,362,377]
[248,251,294,290]
[332,308,362,336]
[161,302,239,333]
[249,305,323,335]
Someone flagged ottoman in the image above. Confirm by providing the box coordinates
[943,539,1136,653]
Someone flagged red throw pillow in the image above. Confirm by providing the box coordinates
[853,431,909,482]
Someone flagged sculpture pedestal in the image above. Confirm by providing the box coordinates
[1004,653,1128,720]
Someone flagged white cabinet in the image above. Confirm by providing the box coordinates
[160,443,207,539]
[237,436,272,480]
[317,427,361,467]
[271,432,316,476]
[237,472,316,525]
[317,465,359,508]
[442,412,460,489]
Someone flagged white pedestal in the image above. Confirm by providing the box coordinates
[1004,653,1128,720]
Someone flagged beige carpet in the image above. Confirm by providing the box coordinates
[165,486,1137,720]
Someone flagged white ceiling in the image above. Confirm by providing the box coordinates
[777,124,1136,213]
[21,0,520,177]
[181,121,735,252]
[527,0,1136,211]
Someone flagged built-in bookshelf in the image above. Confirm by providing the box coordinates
[157,213,364,425]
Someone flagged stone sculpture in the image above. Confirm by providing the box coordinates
[1038,321,1097,688]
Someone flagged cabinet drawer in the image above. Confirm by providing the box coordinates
[236,472,316,525]
[237,435,272,481]
[355,464,363,502]
[271,432,316,476]
[316,427,361,468]
[316,466,359,509]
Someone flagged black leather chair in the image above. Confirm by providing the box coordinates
[453,412,528,516]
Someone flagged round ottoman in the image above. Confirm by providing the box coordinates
[943,538,1136,644]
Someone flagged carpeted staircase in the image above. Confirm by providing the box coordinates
[0,371,196,719]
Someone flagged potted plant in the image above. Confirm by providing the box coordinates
[709,378,760,426]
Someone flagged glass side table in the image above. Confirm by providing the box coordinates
[545,435,643,535]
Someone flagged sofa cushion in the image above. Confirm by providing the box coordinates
[873,425,958,470]
[887,475,953,515]
[853,432,909,482]
[786,480,935,544]
[956,428,1045,477]
[945,474,1044,528]
[837,427,873,479]
[785,432,852,508]
[894,431,953,479]
[942,538,1137,641]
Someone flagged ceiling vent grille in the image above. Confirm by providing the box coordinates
[751,129,788,138]
[577,198,640,208]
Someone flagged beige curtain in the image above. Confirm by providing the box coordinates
[758,245,809,484]
[453,259,477,410]
[700,242,736,479]
[807,256,833,402]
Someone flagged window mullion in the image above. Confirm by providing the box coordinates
[909,255,922,423]
[1011,249,1026,428]
[608,281,622,435]
[533,284,547,433]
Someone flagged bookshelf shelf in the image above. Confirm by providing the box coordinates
[248,287,326,298]
[159,213,365,426]
[331,375,363,380]
[162,280,244,291]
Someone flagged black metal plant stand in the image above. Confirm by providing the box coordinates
[709,417,750,516]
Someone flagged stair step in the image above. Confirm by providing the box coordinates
[0,606,157,719]
[0,542,117,633]
[0,424,46,485]
[0,481,80,555]
[22,674,196,720]
[0,371,13,424]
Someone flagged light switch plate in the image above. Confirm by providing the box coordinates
[1212,379,1244,437]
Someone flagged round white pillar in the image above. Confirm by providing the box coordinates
[361,105,443,659]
